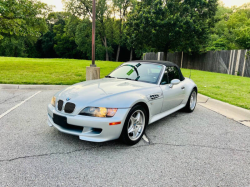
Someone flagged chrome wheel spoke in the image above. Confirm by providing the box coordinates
[127,110,145,141]
[128,125,134,134]
[137,127,142,135]
[137,121,143,126]
[190,91,197,110]
[135,112,141,122]
[130,116,136,124]
[133,130,137,138]
[135,132,139,137]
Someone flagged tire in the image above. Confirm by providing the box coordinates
[184,89,197,113]
[120,105,148,145]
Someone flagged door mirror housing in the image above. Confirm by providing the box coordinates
[169,79,180,88]
[171,79,180,85]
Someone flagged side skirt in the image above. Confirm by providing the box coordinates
[149,104,186,124]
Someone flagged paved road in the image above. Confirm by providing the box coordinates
[1,89,250,186]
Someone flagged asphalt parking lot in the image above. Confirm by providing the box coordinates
[1,88,250,186]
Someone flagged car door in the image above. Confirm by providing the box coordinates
[160,66,185,112]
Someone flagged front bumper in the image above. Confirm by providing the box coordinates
[47,104,130,142]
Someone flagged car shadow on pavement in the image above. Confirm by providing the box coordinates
[48,127,148,150]
[45,110,189,150]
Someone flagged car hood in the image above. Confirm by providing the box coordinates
[57,78,158,107]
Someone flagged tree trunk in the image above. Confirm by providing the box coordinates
[116,45,120,62]
[104,37,109,61]
[130,48,133,61]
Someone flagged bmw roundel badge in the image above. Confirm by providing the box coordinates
[66,97,71,101]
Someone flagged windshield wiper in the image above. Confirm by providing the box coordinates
[135,76,140,81]
[106,76,133,80]
[117,77,133,80]
[105,75,114,78]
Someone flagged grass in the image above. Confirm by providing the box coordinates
[181,69,250,110]
[0,57,249,110]
[0,57,122,85]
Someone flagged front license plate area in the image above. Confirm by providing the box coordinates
[53,114,68,128]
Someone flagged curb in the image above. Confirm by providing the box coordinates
[197,94,250,127]
[1,84,249,127]
[0,84,69,90]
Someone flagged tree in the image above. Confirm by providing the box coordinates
[0,0,50,40]
[36,12,83,58]
[228,3,250,49]
[53,23,80,58]
[75,19,106,60]
[124,2,152,58]
[38,31,56,58]
[125,0,218,58]
[0,0,51,57]
[207,2,250,51]
[0,37,26,56]
[64,0,112,60]
[112,0,134,61]
[234,26,250,49]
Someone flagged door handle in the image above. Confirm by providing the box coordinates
[181,86,185,90]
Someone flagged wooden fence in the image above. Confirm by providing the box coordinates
[143,50,250,78]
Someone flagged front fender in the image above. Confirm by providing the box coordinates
[182,78,198,105]
[89,87,164,125]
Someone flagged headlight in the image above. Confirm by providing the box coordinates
[51,96,56,107]
[79,107,118,118]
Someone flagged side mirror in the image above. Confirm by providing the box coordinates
[169,79,180,88]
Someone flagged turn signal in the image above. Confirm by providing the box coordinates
[109,121,121,125]
[107,108,118,117]
[51,96,56,107]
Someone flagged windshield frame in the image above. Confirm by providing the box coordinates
[107,62,165,85]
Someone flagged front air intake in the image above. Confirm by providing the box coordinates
[58,100,63,111]
[64,102,75,113]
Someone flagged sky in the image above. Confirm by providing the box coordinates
[221,0,250,7]
[41,0,64,12]
[40,0,250,12]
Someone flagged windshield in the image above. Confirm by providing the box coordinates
[109,63,163,84]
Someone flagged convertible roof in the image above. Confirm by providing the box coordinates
[129,60,185,81]
[132,60,177,67]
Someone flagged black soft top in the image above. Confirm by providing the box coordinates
[129,60,185,81]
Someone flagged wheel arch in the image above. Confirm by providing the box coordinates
[131,102,150,125]
[193,86,198,93]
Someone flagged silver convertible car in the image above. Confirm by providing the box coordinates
[47,60,197,145]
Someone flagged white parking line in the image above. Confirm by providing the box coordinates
[0,91,41,119]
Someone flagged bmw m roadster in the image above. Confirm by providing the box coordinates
[47,60,197,145]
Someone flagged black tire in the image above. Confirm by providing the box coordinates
[120,105,148,145]
[184,89,197,113]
